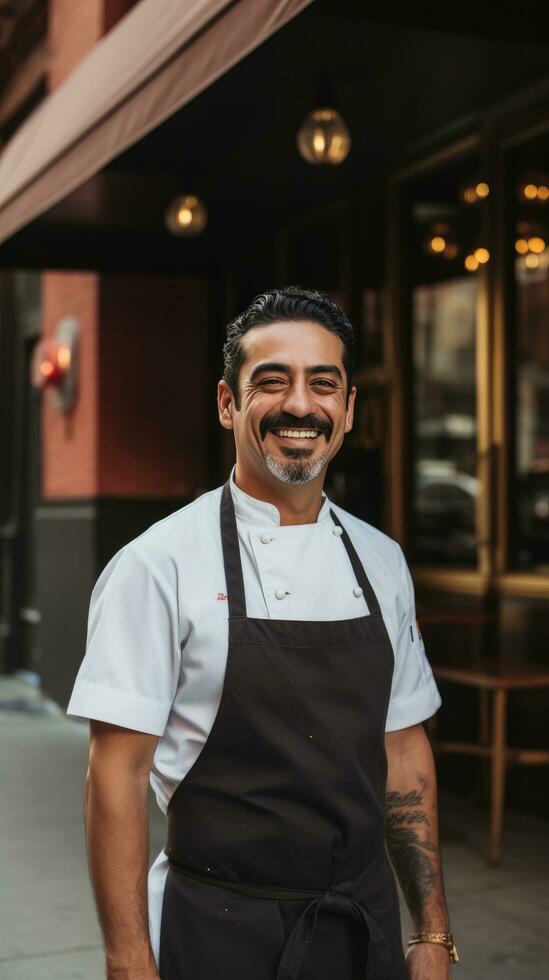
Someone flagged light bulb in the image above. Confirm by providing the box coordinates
[515,239,529,254]
[474,247,490,264]
[40,360,54,378]
[165,194,207,236]
[430,236,446,253]
[476,182,490,198]
[523,184,538,200]
[57,345,72,370]
[528,236,545,254]
[464,254,479,272]
[297,108,351,165]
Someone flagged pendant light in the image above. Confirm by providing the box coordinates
[296,77,351,166]
[164,194,208,237]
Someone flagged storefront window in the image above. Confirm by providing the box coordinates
[512,137,549,571]
[406,157,485,566]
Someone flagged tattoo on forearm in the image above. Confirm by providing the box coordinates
[385,775,437,917]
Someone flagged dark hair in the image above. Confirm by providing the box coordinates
[222,285,354,408]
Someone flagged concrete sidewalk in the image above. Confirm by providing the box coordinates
[1,672,548,979]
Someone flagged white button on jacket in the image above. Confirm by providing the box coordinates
[66,465,441,968]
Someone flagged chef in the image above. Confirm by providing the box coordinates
[67,285,457,980]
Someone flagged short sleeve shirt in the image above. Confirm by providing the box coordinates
[66,470,441,961]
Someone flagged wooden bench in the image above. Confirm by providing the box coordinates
[429,663,549,864]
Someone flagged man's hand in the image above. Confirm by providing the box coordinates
[405,941,452,979]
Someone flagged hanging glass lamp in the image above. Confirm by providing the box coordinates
[296,107,351,165]
[164,194,208,236]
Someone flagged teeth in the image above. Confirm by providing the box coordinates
[274,429,319,439]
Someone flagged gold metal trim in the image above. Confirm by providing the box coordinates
[475,273,493,579]
[411,566,492,595]
[495,574,549,598]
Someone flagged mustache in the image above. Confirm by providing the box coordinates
[260,412,332,441]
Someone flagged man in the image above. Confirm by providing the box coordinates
[68,286,457,979]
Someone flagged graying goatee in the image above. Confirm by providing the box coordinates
[263,450,328,485]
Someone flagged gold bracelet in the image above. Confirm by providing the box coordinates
[408,931,459,964]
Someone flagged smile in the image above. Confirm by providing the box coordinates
[271,429,321,439]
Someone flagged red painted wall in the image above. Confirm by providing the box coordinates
[42,271,99,498]
[98,275,210,499]
[41,0,211,501]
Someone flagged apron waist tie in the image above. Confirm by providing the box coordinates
[168,860,392,980]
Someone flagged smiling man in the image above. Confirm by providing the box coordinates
[67,286,456,980]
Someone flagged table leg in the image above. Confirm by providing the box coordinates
[490,689,507,865]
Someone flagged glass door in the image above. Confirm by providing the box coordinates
[506,134,549,576]
[395,145,493,585]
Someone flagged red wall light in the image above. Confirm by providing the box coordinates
[31,339,68,389]
[30,316,80,412]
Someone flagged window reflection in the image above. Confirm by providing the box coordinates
[513,141,549,571]
[407,159,483,566]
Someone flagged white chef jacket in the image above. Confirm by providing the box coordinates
[67,467,441,964]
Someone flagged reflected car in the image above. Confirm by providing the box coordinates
[414,461,478,564]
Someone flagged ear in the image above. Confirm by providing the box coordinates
[344,385,357,434]
[218,379,235,430]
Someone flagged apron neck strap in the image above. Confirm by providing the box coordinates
[221,481,247,618]
[329,509,382,618]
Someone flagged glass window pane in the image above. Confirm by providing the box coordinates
[406,157,485,566]
[512,138,549,571]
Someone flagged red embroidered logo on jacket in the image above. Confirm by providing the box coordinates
[217,592,228,600]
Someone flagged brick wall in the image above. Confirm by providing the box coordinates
[42,271,99,497]
[41,1,211,503]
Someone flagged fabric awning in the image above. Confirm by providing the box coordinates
[0,0,313,246]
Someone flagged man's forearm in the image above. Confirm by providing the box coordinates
[385,724,449,931]
[85,741,159,980]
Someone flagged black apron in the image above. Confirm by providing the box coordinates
[159,481,406,980]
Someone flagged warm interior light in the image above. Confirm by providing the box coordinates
[464,254,479,272]
[165,194,208,237]
[537,185,549,201]
[515,238,529,254]
[525,253,540,268]
[476,182,490,198]
[177,207,193,226]
[528,236,546,254]
[430,236,446,253]
[296,107,351,165]
[40,360,54,378]
[312,130,326,154]
[57,345,72,370]
[523,184,538,200]
[463,187,477,204]
[474,247,490,264]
